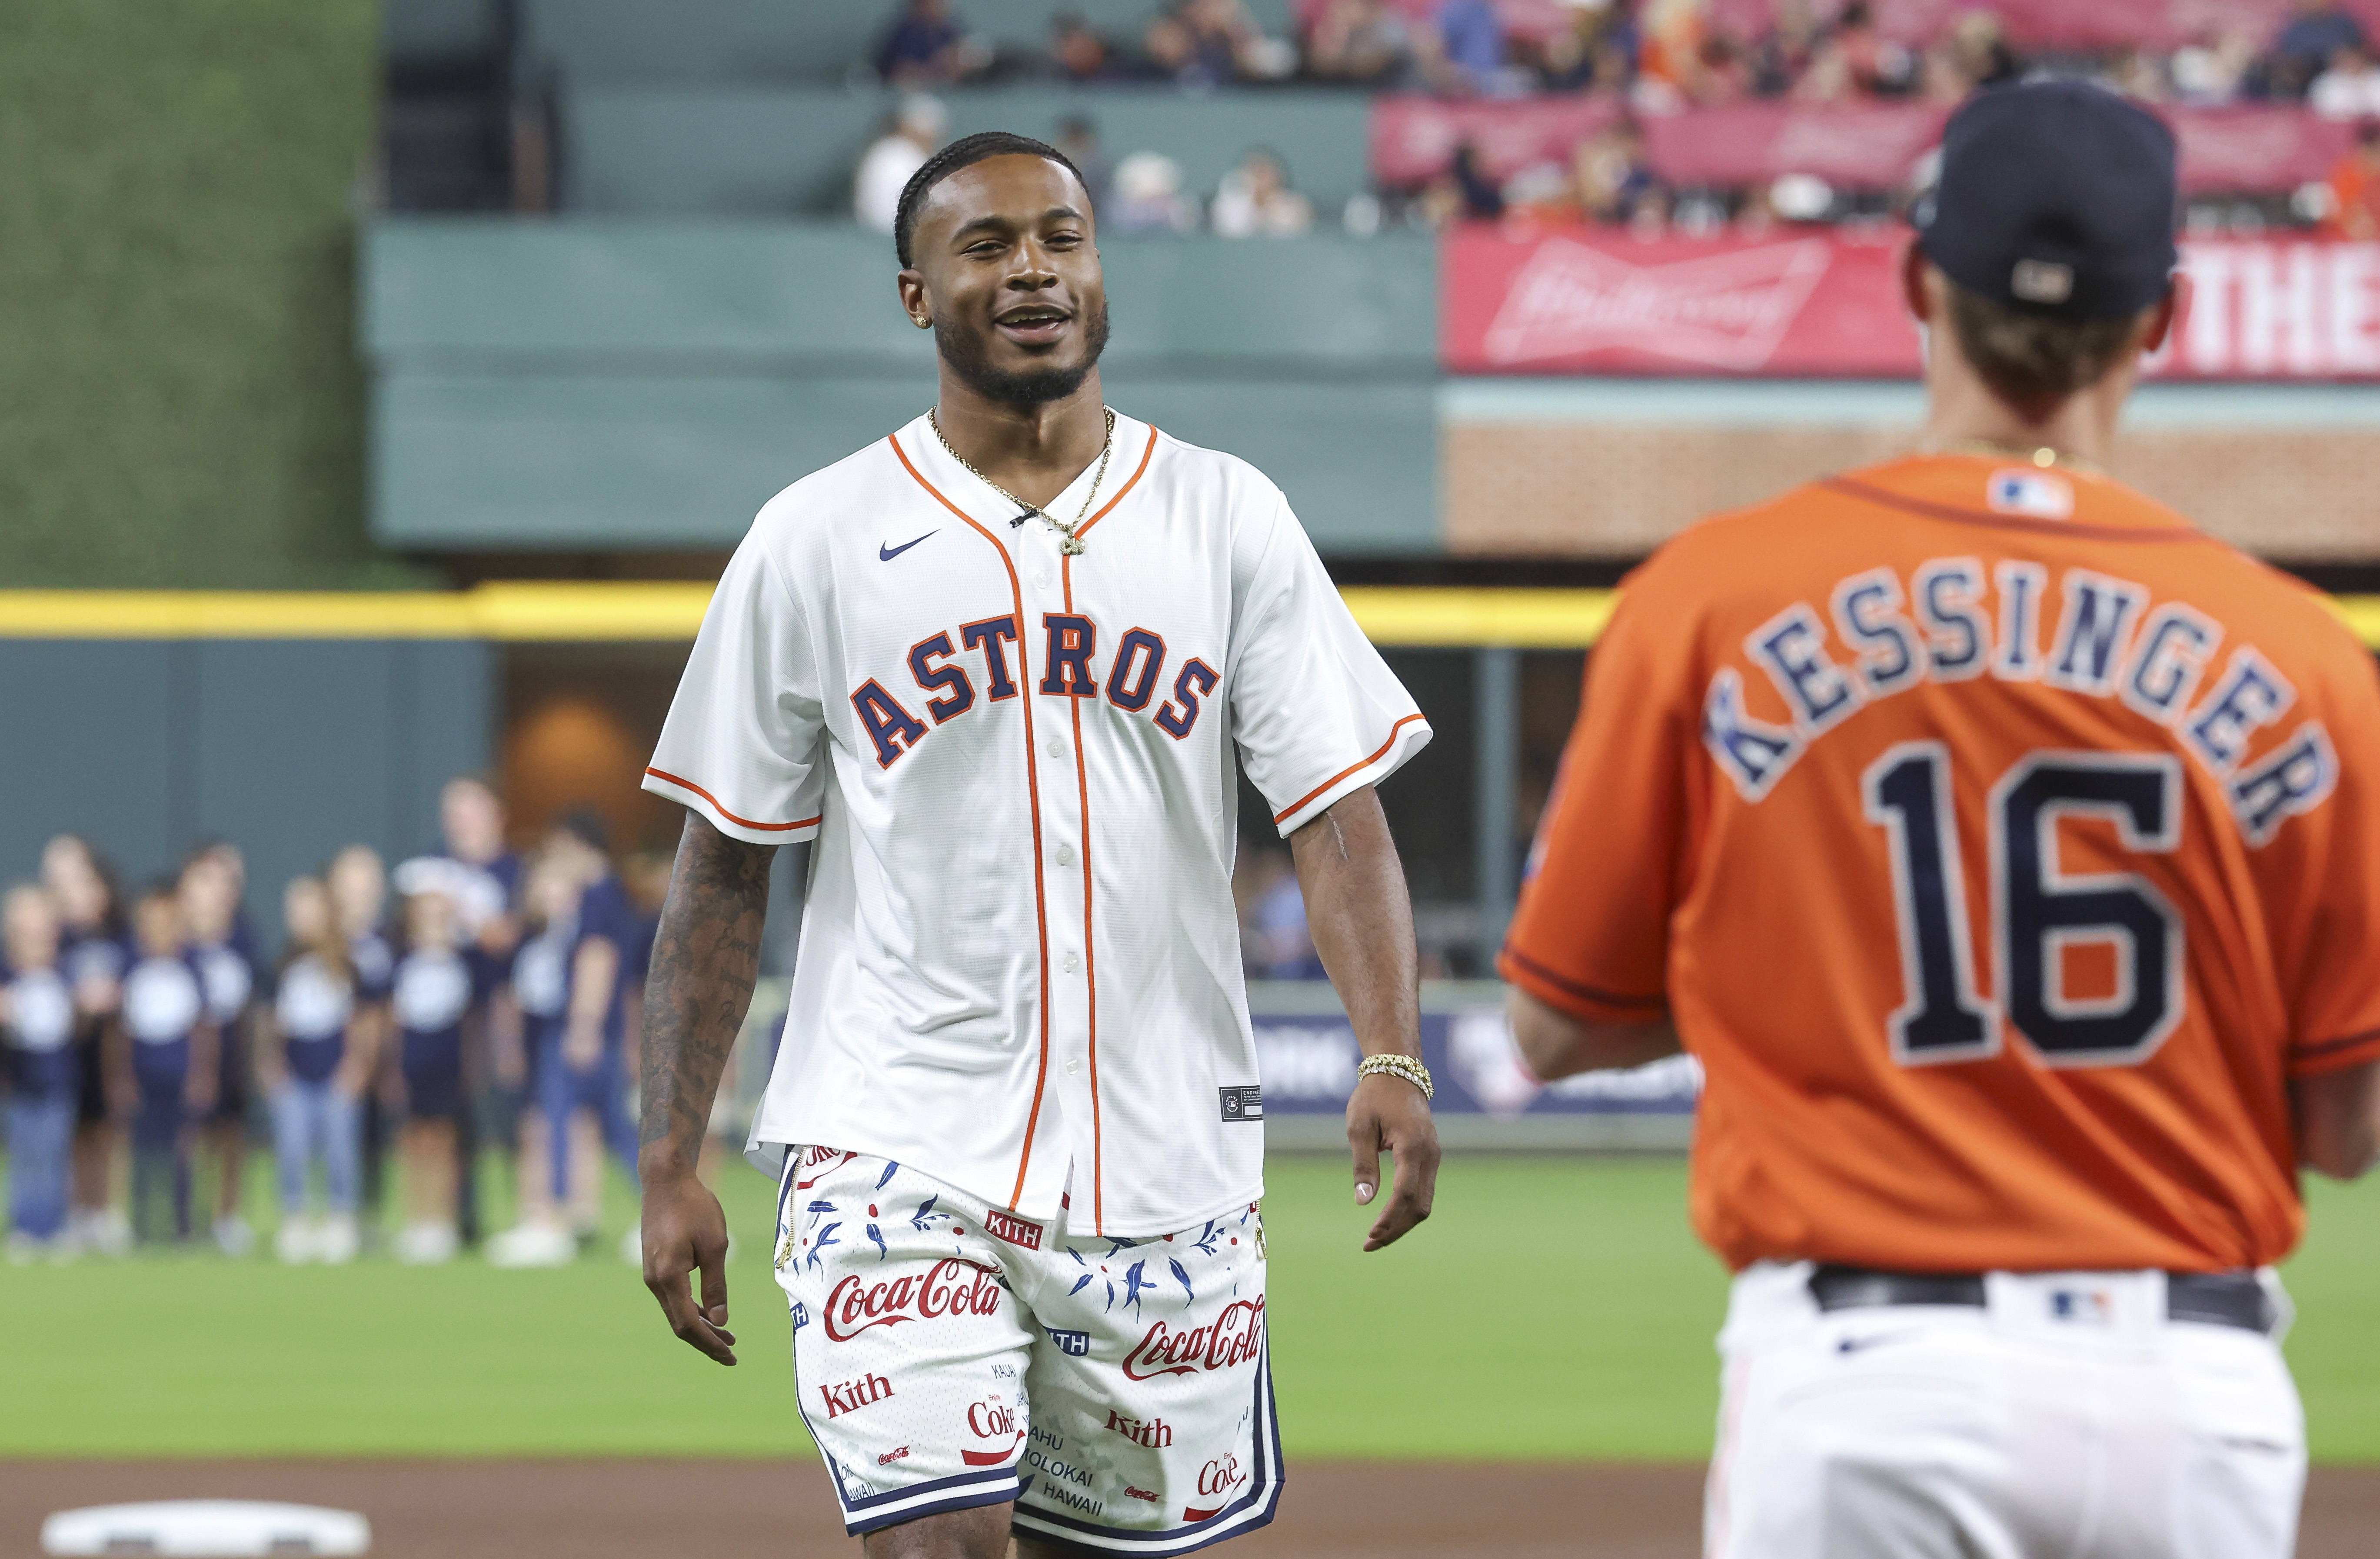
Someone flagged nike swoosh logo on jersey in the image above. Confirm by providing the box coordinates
[879,531,936,561]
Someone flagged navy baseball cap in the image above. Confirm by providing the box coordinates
[1913,81,2179,320]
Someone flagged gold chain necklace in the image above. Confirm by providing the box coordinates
[928,406,1115,556]
[1946,439,2104,478]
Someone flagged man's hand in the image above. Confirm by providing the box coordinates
[1348,1072,1438,1251]
[642,1168,738,1365]
[636,810,774,1366]
[1285,786,1435,1253]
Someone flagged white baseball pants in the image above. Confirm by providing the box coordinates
[1704,1261,2305,1559]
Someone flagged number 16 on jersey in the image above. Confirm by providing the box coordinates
[1863,740,2186,1070]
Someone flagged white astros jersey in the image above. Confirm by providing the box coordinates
[644,410,1430,1237]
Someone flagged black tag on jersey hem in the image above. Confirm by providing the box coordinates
[1218,1085,1263,1122]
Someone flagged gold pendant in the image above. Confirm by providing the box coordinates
[1061,535,1086,556]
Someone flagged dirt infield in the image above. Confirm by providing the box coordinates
[3,1460,2373,1557]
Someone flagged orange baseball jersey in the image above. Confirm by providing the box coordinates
[1503,452,2380,1275]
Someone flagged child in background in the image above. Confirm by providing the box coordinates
[3,885,79,1261]
[390,889,476,1264]
[43,835,131,1257]
[327,844,396,1239]
[116,884,217,1245]
[485,853,580,1267]
[182,849,258,1257]
[266,876,367,1265]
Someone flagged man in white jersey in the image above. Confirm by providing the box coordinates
[636,131,1441,1558]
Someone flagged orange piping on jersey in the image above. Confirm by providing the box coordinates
[1499,946,1669,1014]
[1270,713,1430,824]
[1071,424,1158,546]
[642,768,822,833]
[889,430,1056,1211]
[1062,552,1105,1235]
[1815,478,2207,544]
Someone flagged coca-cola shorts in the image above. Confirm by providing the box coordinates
[771,1146,1280,1553]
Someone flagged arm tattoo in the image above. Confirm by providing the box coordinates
[637,811,778,1173]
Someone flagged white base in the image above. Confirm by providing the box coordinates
[42,1501,370,1556]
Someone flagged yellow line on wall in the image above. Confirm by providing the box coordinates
[0,585,2372,651]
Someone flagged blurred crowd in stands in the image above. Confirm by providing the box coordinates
[873,0,2377,111]
[855,0,2380,238]
[0,780,688,1267]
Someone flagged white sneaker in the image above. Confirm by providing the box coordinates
[486,1221,576,1268]
[393,1221,458,1266]
[214,1215,256,1258]
[86,1208,133,1258]
[274,1216,320,1265]
[318,1214,360,1266]
[4,1232,43,1266]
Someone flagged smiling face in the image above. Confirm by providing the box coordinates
[901,153,1111,407]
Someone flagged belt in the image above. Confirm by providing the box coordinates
[1807,1265,2274,1334]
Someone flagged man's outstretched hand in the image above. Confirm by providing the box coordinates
[1348,1072,1439,1252]
[642,1169,738,1366]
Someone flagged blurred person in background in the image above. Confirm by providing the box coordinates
[1146,0,1296,88]
[1830,0,1917,97]
[265,875,366,1266]
[1434,0,1511,94]
[1212,147,1314,236]
[1052,114,1112,212]
[2323,120,2380,236]
[1921,11,2021,102]
[2171,28,2257,104]
[3,884,78,1261]
[487,851,578,1267]
[2310,43,2380,117]
[856,96,949,234]
[1749,0,1823,96]
[1576,120,1664,226]
[488,820,642,1265]
[1046,11,1129,83]
[396,775,523,1252]
[1539,0,1634,93]
[181,847,258,1257]
[1306,0,1425,88]
[1237,847,1327,980]
[2271,0,2367,98]
[1105,149,1201,232]
[327,844,396,1240]
[875,0,987,87]
[116,882,216,1245]
[548,814,643,1262]
[44,834,131,1257]
[389,887,477,1264]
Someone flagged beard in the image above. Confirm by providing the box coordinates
[934,296,1112,406]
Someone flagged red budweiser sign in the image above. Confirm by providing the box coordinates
[823,1259,1003,1341]
[1122,1298,1265,1383]
[1444,228,2380,381]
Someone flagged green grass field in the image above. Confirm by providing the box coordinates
[2,1156,2374,1462]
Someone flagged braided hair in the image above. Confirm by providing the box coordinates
[894,130,1088,270]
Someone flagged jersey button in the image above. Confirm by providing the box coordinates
[1056,843,1075,867]
[1065,1059,1081,1075]
[1063,951,1082,974]
[1047,736,1066,760]
[1035,572,1051,589]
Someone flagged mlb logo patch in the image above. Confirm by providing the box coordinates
[1986,468,2074,520]
[1046,1328,1092,1356]
[2050,1288,2113,1326]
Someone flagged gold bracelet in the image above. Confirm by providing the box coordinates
[1357,1052,1434,1101]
